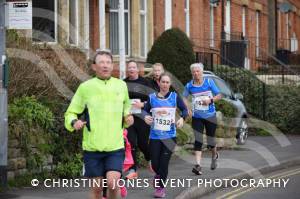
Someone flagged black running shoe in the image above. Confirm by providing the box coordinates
[192,164,202,175]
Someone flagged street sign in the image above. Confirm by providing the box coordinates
[7,1,32,29]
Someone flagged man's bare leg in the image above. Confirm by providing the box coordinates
[89,177,103,199]
[106,171,121,199]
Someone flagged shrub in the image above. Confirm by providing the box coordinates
[266,85,300,134]
[53,153,83,178]
[9,96,54,130]
[215,100,237,139]
[147,28,195,84]
[176,126,191,145]
[8,96,56,172]
[215,99,237,118]
[213,65,265,119]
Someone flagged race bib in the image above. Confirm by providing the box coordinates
[193,95,210,111]
[152,107,176,131]
[130,99,142,114]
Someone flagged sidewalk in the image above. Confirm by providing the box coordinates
[1,135,300,199]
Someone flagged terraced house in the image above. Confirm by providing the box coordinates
[23,0,300,71]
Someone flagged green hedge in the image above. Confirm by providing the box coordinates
[8,96,83,179]
[266,85,300,134]
[213,65,300,134]
[213,65,265,119]
[9,96,54,130]
[8,96,56,172]
[147,28,195,84]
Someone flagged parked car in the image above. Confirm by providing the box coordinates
[204,71,249,145]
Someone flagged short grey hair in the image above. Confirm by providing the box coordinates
[190,63,204,71]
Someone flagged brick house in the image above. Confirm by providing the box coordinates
[24,0,300,70]
[153,0,300,70]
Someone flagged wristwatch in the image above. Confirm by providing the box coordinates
[210,98,214,104]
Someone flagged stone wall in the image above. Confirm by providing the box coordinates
[7,132,54,180]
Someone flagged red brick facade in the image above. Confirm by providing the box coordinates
[88,0,300,71]
[153,0,300,70]
[277,0,300,51]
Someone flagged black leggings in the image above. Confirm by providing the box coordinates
[150,138,176,188]
[127,116,150,170]
[192,116,217,151]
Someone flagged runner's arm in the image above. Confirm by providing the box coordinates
[209,79,223,103]
[182,84,192,117]
[64,85,85,132]
[142,97,151,117]
[176,95,189,120]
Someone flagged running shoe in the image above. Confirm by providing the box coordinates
[125,169,138,179]
[120,186,127,198]
[154,187,166,198]
[192,164,202,175]
[211,152,219,170]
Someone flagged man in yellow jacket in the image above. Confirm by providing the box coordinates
[65,50,133,199]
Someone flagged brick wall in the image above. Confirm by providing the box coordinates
[277,0,300,54]
[89,0,99,51]
[153,0,165,39]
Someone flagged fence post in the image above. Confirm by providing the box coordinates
[262,83,266,120]
[210,53,214,72]
[195,52,199,62]
[281,64,284,84]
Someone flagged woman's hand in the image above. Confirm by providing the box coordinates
[176,117,184,128]
[144,115,153,125]
[202,98,212,106]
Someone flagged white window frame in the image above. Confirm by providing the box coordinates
[286,12,289,40]
[69,0,79,46]
[140,0,148,58]
[256,10,260,58]
[278,10,281,39]
[99,0,106,49]
[32,0,58,44]
[165,0,172,30]
[210,4,214,47]
[242,6,246,37]
[225,0,231,41]
[184,0,190,37]
[84,0,90,49]
[291,32,298,52]
[109,0,131,56]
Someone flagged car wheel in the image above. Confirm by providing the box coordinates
[236,118,248,145]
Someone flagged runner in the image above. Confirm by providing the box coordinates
[143,73,188,198]
[182,63,222,175]
[64,50,133,199]
[147,63,165,92]
[124,60,152,179]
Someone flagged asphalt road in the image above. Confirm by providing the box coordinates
[202,165,300,199]
[0,135,300,199]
